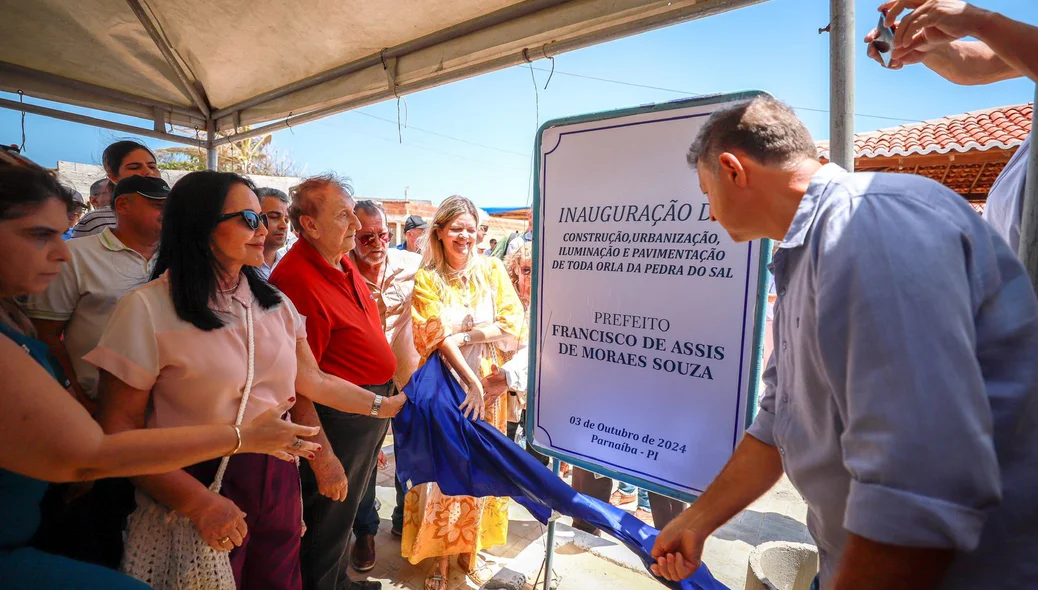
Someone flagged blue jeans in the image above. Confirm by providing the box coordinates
[617,482,651,511]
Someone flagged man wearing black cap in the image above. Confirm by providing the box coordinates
[397,214,428,253]
[24,175,169,568]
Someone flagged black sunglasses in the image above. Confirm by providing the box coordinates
[218,210,268,231]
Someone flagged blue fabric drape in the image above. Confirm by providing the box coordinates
[394,353,728,590]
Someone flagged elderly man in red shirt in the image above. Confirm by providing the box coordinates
[271,174,405,590]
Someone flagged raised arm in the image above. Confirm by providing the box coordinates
[0,337,318,483]
[916,41,1019,85]
[867,1,1037,84]
[293,338,405,417]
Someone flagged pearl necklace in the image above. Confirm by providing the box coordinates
[218,278,241,294]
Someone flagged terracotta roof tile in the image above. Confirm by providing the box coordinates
[818,103,1032,159]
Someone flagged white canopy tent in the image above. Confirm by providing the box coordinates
[0,0,815,153]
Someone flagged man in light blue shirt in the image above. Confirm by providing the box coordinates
[651,95,1038,590]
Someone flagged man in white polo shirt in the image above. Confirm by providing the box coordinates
[26,175,168,413]
[25,174,168,569]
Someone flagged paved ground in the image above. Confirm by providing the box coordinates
[353,441,812,590]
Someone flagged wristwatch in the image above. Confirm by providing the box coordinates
[461,332,472,344]
[370,394,384,417]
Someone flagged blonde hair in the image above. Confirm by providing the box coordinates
[505,241,533,296]
[421,194,489,297]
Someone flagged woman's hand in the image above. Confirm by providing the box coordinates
[184,490,249,551]
[239,398,322,461]
[481,367,508,406]
[459,377,486,421]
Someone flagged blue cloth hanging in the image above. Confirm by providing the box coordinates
[394,352,729,590]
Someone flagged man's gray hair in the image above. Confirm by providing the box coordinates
[255,187,289,203]
[354,199,386,221]
[89,178,111,196]
[288,173,354,233]
[687,95,817,171]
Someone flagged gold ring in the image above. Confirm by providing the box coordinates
[219,536,231,544]
[292,439,303,449]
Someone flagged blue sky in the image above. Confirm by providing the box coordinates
[2,0,1034,208]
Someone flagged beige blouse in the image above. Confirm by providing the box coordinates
[86,273,306,428]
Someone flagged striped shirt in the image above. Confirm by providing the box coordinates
[71,207,117,238]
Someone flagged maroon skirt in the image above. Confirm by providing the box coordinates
[185,453,302,590]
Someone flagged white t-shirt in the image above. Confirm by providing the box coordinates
[983,135,1031,253]
[24,228,156,397]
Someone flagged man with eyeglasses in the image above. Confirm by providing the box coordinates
[255,187,291,280]
[346,200,422,570]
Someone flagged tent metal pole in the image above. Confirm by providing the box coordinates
[829,0,855,171]
[206,119,219,171]
[1016,84,1038,289]
[0,61,206,122]
[542,460,559,590]
[0,97,205,147]
[125,0,212,119]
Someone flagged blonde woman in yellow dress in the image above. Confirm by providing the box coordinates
[402,195,523,590]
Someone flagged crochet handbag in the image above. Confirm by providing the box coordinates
[120,304,255,590]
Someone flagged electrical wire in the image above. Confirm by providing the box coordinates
[353,110,530,157]
[528,66,925,124]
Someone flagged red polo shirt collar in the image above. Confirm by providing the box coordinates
[293,237,367,308]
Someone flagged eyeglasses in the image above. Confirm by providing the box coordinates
[520,266,532,276]
[358,231,391,246]
[218,210,268,231]
[479,225,489,232]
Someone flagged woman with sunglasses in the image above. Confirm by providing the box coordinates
[90,171,406,589]
[0,162,322,589]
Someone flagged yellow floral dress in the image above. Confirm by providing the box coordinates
[401,256,524,564]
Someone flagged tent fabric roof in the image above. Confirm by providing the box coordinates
[817,103,1033,160]
[1,0,764,140]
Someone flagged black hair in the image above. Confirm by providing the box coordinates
[102,140,156,176]
[151,171,283,331]
[0,166,77,221]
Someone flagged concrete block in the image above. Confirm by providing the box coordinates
[744,542,818,590]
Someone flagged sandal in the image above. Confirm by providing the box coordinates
[459,554,495,586]
[424,574,445,590]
